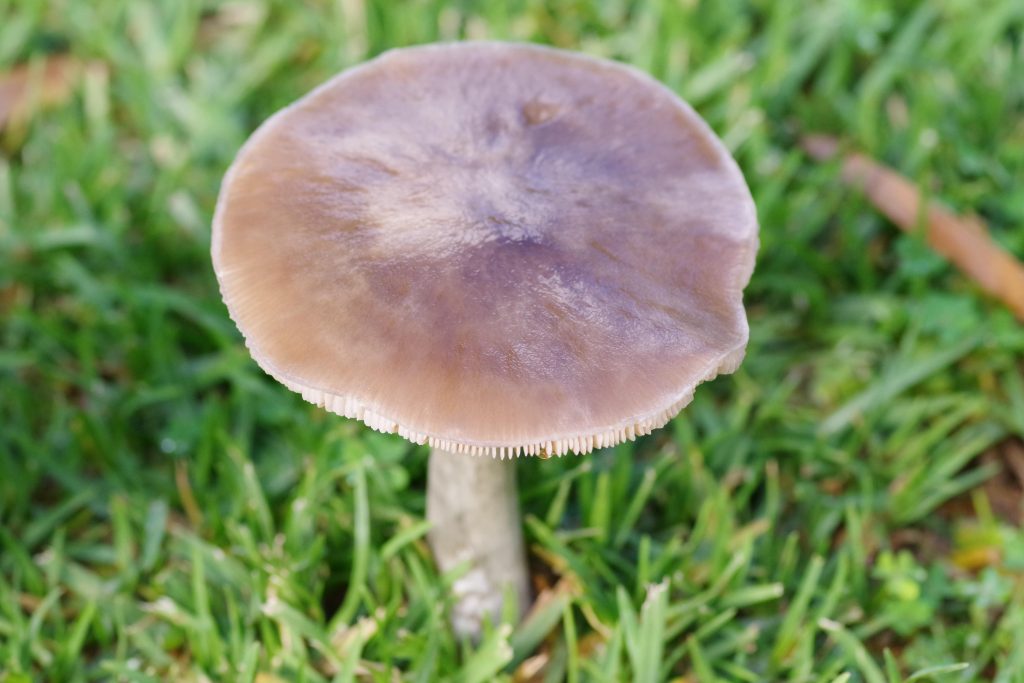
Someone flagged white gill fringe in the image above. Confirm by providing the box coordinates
[273,347,744,459]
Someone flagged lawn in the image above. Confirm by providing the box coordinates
[2,0,1024,681]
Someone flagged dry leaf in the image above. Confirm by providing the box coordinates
[803,134,1024,321]
[515,653,549,682]
[513,577,581,682]
[939,441,1024,526]
[0,55,101,130]
[174,459,204,530]
[330,614,379,655]
[254,675,291,683]
[951,544,1001,572]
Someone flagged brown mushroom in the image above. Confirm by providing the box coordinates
[212,42,758,638]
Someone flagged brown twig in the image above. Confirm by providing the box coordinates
[803,134,1024,321]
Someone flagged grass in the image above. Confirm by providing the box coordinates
[1,0,1024,680]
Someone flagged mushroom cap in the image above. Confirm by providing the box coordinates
[212,42,758,458]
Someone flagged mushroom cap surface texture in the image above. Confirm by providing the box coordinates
[212,42,758,458]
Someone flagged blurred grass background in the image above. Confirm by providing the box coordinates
[2,0,1024,680]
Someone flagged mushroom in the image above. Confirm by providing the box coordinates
[212,42,757,639]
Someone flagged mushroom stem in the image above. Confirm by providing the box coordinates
[426,448,530,639]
